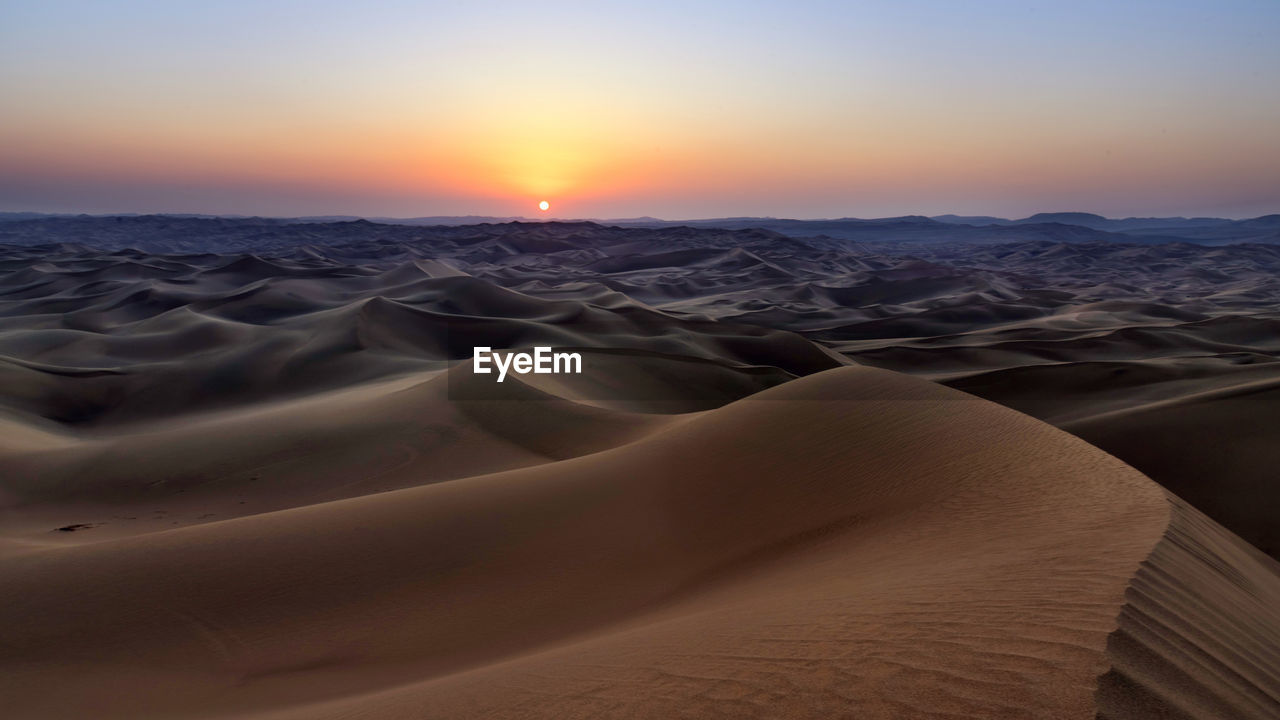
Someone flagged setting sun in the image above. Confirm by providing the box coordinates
[539,200,550,212]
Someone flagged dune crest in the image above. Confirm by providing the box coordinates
[1097,497,1280,718]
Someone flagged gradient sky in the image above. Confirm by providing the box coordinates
[2,0,1279,219]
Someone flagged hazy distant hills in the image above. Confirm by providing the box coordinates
[932,211,1280,242]
[614,216,1145,245]
[615,212,1280,245]
[933,211,1234,229]
[4,210,1277,245]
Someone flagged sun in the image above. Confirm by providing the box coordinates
[538,200,550,212]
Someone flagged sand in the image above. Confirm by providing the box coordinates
[2,219,1279,717]
[2,366,1277,718]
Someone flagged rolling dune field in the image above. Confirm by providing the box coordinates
[1,217,1278,718]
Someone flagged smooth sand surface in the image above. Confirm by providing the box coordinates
[4,366,1276,718]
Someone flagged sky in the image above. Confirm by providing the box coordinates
[2,0,1279,220]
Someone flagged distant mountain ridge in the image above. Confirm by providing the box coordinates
[2,210,1277,246]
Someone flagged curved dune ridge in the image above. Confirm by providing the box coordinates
[3,365,1277,718]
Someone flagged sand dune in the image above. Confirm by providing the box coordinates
[0,367,676,551]
[3,366,1277,718]
[0,242,841,424]
[3,219,1279,717]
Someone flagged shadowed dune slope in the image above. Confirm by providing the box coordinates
[949,361,1280,559]
[3,366,1277,718]
[1097,498,1280,719]
[1063,380,1280,561]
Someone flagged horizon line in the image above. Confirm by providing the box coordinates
[3,209,1277,224]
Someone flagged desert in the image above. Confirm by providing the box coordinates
[3,1,1279,716]
[1,215,1278,718]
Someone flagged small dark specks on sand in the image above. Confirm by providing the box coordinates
[198,513,216,519]
[54,523,98,533]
